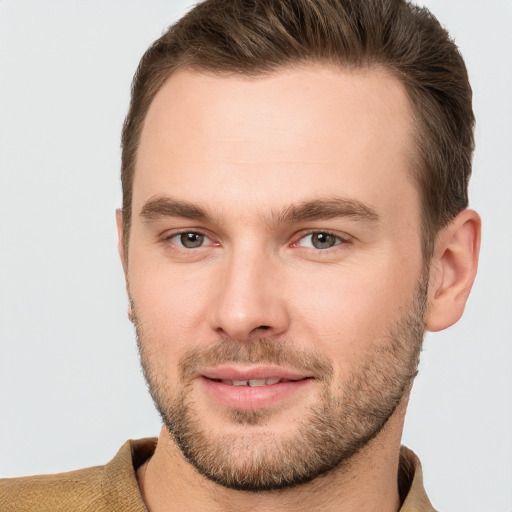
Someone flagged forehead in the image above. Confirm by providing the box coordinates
[134,65,418,224]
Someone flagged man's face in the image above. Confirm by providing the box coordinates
[123,66,427,490]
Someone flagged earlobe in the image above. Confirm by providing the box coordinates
[425,209,481,332]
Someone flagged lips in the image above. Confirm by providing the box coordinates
[199,366,313,410]
[216,378,296,387]
[200,365,311,382]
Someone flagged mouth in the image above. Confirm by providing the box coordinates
[198,366,314,410]
[208,377,304,387]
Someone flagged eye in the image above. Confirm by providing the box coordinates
[296,232,345,250]
[168,232,212,249]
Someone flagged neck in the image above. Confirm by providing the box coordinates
[138,400,408,512]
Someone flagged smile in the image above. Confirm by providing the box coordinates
[212,378,301,387]
[200,369,313,410]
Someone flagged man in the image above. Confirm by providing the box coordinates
[1,0,481,510]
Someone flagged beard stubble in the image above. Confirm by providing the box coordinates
[133,276,427,492]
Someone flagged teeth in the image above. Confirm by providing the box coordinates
[220,378,283,386]
[249,379,266,387]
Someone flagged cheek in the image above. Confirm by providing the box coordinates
[128,253,214,350]
[287,258,421,364]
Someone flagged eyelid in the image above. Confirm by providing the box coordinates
[291,229,352,248]
[158,227,352,250]
[160,228,219,248]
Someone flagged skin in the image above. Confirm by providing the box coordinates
[117,65,480,511]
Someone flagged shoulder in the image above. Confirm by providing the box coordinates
[0,465,106,512]
[0,439,156,512]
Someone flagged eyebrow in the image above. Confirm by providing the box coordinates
[141,197,213,223]
[140,196,379,226]
[275,198,380,225]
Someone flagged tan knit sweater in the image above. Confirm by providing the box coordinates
[1,439,436,511]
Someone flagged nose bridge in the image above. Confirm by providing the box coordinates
[211,240,289,341]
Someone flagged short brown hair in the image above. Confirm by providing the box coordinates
[121,0,474,258]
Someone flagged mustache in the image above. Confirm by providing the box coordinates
[178,337,334,382]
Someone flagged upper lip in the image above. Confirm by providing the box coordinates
[199,365,312,381]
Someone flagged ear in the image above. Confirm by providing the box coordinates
[425,209,481,332]
[116,209,135,322]
[116,209,128,277]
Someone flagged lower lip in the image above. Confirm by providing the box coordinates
[201,377,313,410]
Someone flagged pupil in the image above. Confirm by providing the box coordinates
[312,233,335,249]
[181,233,204,248]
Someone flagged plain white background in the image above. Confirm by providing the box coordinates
[0,1,511,510]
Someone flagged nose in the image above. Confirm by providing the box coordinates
[209,248,290,342]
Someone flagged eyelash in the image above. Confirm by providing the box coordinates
[292,230,352,250]
[161,230,218,250]
[160,229,351,252]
